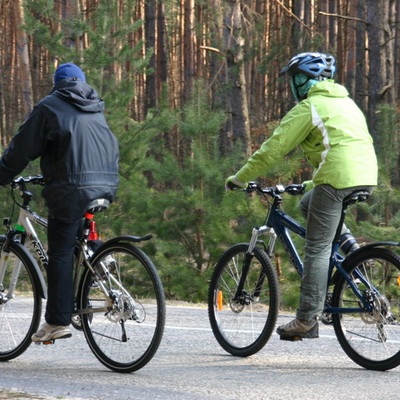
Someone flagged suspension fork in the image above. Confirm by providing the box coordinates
[233,225,270,301]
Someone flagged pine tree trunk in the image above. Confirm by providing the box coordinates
[366,0,386,136]
[355,1,367,110]
[145,0,157,112]
[14,0,33,116]
[157,2,168,87]
[223,0,250,155]
[183,0,195,102]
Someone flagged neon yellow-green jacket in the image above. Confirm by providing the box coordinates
[235,80,378,189]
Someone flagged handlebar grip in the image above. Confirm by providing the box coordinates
[30,176,45,186]
[285,184,305,195]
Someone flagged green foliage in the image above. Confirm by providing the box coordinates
[106,81,253,301]
[279,273,301,312]
[364,104,400,234]
[24,0,148,86]
[23,1,70,59]
[18,1,400,308]
[375,105,397,172]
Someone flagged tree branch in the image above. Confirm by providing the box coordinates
[200,45,223,55]
[275,0,312,31]
[318,11,369,25]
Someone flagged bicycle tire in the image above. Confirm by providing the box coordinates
[208,243,279,357]
[332,247,400,371]
[77,241,165,373]
[0,240,42,361]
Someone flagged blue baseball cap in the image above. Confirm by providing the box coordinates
[54,63,86,84]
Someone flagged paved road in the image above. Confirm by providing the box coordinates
[1,304,400,400]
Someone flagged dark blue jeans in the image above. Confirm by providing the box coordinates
[45,217,82,326]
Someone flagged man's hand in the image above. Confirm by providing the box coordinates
[225,175,248,191]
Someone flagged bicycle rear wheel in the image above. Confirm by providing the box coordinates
[208,243,279,356]
[78,241,165,373]
[332,247,400,371]
[0,240,42,361]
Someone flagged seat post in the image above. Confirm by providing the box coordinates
[332,204,348,248]
[333,190,370,250]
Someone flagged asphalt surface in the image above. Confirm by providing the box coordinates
[1,304,400,400]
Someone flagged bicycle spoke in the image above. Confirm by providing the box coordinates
[79,242,165,373]
[208,244,279,357]
[333,248,400,371]
[0,243,41,361]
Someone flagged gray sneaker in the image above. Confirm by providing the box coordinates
[31,322,72,343]
[276,318,319,341]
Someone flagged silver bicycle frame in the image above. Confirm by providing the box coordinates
[0,201,137,318]
[0,206,48,301]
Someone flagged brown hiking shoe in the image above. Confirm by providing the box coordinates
[276,318,319,341]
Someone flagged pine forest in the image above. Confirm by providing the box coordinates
[1,0,400,305]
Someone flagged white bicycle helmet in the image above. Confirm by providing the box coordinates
[279,52,336,79]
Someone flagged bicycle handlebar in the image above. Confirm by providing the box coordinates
[11,175,45,189]
[245,181,305,197]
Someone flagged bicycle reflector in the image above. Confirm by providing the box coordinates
[88,220,99,241]
[216,290,223,310]
[397,276,400,286]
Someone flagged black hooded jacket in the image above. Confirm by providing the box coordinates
[0,78,119,222]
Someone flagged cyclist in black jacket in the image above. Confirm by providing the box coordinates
[0,63,119,342]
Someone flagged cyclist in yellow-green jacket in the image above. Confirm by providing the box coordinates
[226,52,378,340]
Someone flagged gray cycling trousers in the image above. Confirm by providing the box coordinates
[296,184,373,321]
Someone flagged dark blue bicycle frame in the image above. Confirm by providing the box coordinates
[264,206,305,275]
[263,198,374,315]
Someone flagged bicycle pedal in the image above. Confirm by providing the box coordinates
[34,339,55,345]
[279,335,303,342]
[34,332,72,345]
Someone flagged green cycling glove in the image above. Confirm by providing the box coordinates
[225,175,248,191]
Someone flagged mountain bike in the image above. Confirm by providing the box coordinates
[208,182,400,371]
[0,175,166,373]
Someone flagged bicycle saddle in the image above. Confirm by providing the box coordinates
[343,190,370,207]
[86,199,110,214]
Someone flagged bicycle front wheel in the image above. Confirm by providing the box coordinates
[208,243,279,357]
[0,240,42,361]
[332,247,400,371]
[78,241,165,373]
